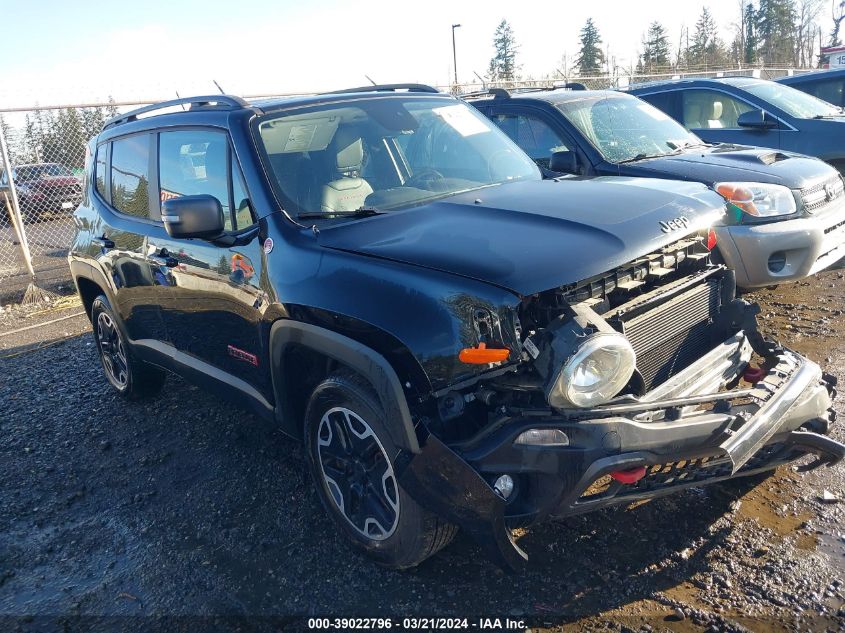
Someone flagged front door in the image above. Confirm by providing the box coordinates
[150,128,267,391]
[678,88,781,150]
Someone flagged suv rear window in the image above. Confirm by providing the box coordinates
[110,134,152,218]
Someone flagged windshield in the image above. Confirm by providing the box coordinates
[739,80,841,118]
[255,96,540,220]
[556,95,702,163]
[16,164,72,180]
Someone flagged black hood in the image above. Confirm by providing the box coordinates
[626,145,838,188]
[316,178,725,296]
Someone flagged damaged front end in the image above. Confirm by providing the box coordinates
[397,233,842,572]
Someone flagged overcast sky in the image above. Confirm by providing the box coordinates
[0,0,803,107]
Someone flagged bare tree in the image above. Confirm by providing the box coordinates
[796,0,824,66]
[830,0,845,45]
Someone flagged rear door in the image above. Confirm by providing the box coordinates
[90,133,169,343]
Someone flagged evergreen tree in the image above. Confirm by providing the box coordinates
[689,8,729,68]
[639,21,671,73]
[744,2,759,63]
[487,20,520,82]
[756,0,797,65]
[575,18,606,75]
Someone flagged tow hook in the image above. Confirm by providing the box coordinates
[788,430,845,472]
[610,466,647,484]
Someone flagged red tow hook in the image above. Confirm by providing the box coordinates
[610,466,647,484]
[743,365,766,383]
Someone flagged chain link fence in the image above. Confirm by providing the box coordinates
[0,67,816,304]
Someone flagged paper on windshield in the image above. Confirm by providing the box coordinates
[433,105,491,137]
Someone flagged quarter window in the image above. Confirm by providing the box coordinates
[110,134,152,218]
[95,144,108,199]
[680,90,753,129]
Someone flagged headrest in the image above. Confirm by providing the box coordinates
[333,128,364,174]
[709,101,723,120]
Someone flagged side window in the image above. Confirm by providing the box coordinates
[159,130,234,230]
[231,156,255,230]
[491,112,569,168]
[639,91,675,118]
[681,90,754,130]
[95,144,108,199]
[111,134,151,218]
[804,79,845,107]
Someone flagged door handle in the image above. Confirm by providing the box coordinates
[92,235,114,250]
[150,248,178,268]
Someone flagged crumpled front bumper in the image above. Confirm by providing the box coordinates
[715,198,845,288]
[397,331,841,572]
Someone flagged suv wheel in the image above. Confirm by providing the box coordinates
[305,372,457,569]
[91,295,166,399]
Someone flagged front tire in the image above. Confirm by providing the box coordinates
[91,295,166,400]
[305,371,457,569]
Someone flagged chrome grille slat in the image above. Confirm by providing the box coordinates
[802,175,845,213]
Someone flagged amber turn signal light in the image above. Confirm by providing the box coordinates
[459,342,510,364]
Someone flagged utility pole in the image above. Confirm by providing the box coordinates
[452,24,462,88]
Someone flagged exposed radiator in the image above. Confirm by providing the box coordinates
[615,279,721,390]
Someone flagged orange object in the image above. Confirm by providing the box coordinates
[716,183,759,216]
[458,342,510,364]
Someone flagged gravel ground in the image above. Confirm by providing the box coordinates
[0,271,844,633]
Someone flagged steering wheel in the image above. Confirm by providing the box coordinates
[406,168,445,189]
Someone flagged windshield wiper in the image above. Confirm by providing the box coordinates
[617,152,666,164]
[296,206,384,220]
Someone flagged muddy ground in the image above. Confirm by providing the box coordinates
[0,271,844,633]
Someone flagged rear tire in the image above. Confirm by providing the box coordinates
[304,371,457,569]
[91,295,166,400]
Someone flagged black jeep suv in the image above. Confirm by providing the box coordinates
[69,85,842,572]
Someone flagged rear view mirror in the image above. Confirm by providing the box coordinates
[737,109,778,130]
[549,150,580,174]
[162,195,225,240]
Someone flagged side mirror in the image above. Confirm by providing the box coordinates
[162,195,225,240]
[549,150,580,174]
[737,109,778,130]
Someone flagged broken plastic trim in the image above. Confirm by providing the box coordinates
[396,427,528,573]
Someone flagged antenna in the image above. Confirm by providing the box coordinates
[364,75,377,86]
[212,80,226,95]
[175,91,186,111]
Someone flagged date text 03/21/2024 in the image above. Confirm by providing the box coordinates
[306,617,527,630]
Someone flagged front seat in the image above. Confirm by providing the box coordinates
[706,101,724,128]
[320,129,373,213]
[683,101,703,129]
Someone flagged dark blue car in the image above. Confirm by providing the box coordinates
[626,77,845,172]
[777,68,845,108]
[467,87,845,288]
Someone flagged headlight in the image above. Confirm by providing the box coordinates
[715,182,797,218]
[547,332,636,408]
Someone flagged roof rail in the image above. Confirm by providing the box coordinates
[462,88,512,100]
[102,95,251,131]
[325,83,440,95]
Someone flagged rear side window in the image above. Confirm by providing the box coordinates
[680,90,753,130]
[110,134,152,218]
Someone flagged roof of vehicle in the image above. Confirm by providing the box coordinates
[777,68,845,84]
[625,76,769,92]
[463,86,636,105]
[101,85,451,132]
